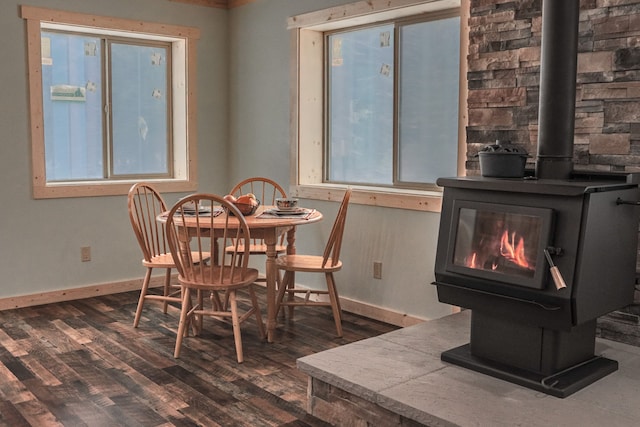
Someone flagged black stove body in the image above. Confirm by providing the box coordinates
[433,0,640,397]
[434,174,640,397]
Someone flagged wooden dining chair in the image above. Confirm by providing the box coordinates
[127,183,209,328]
[165,193,265,362]
[274,188,352,337]
[226,177,288,280]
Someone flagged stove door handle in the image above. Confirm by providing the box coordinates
[544,249,567,291]
[616,197,640,206]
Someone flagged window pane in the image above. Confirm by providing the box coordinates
[42,32,103,181]
[110,43,169,176]
[398,17,460,184]
[327,25,394,185]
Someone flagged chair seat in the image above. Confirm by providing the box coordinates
[143,252,210,269]
[227,244,287,255]
[179,266,260,291]
[276,254,342,273]
[142,253,174,268]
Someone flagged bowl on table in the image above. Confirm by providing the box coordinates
[275,198,299,211]
[233,199,260,216]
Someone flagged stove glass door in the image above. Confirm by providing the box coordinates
[447,200,554,289]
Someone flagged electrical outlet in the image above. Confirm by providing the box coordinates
[81,246,91,262]
[373,261,382,279]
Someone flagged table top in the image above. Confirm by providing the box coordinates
[158,205,323,229]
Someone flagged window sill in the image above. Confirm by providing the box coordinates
[291,184,443,213]
[33,179,197,199]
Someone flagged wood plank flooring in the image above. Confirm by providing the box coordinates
[0,286,397,426]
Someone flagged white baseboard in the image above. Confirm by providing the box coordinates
[270,284,427,327]
[0,277,428,327]
[339,297,427,327]
[0,276,164,311]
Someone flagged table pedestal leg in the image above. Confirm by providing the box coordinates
[264,227,296,342]
[264,234,278,343]
[285,229,297,318]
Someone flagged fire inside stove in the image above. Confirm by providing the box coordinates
[446,200,553,290]
[454,208,541,276]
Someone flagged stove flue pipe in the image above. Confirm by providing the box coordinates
[535,0,580,180]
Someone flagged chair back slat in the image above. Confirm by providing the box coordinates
[322,189,352,267]
[230,177,287,246]
[128,183,169,262]
[231,176,286,206]
[166,194,252,287]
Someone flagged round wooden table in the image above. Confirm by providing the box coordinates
[159,205,323,342]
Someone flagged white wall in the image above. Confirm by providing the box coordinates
[0,0,452,323]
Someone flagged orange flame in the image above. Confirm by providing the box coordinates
[465,229,532,271]
[500,230,530,269]
[468,252,477,269]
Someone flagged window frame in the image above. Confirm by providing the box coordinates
[288,0,469,212]
[22,6,200,198]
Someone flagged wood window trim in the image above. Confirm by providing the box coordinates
[287,0,469,213]
[169,0,253,8]
[21,6,200,198]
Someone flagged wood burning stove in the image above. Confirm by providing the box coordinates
[434,174,640,397]
[433,0,640,397]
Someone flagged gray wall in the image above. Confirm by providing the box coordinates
[0,0,229,294]
[228,0,451,321]
[0,0,452,323]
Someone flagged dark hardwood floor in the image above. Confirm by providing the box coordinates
[0,286,397,426]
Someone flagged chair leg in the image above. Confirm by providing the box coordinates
[249,285,265,339]
[275,269,285,319]
[186,291,199,337]
[275,270,291,317]
[162,268,172,314]
[210,290,223,311]
[223,290,230,311]
[174,287,192,358]
[133,268,153,328]
[326,272,343,337]
[286,272,296,319]
[196,290,204,334]
[228,290,244,363]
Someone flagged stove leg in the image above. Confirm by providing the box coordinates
[441,311,618,398]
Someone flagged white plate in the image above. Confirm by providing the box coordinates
[180,205,224,215]
[180,201,210,212]
[181,207,212,213]
[267,207,308,215]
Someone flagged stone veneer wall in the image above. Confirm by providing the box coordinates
[466,0,640,345]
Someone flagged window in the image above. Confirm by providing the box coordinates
[22,6,200,198]
[289,0,468,212]
[327,14,460,188]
